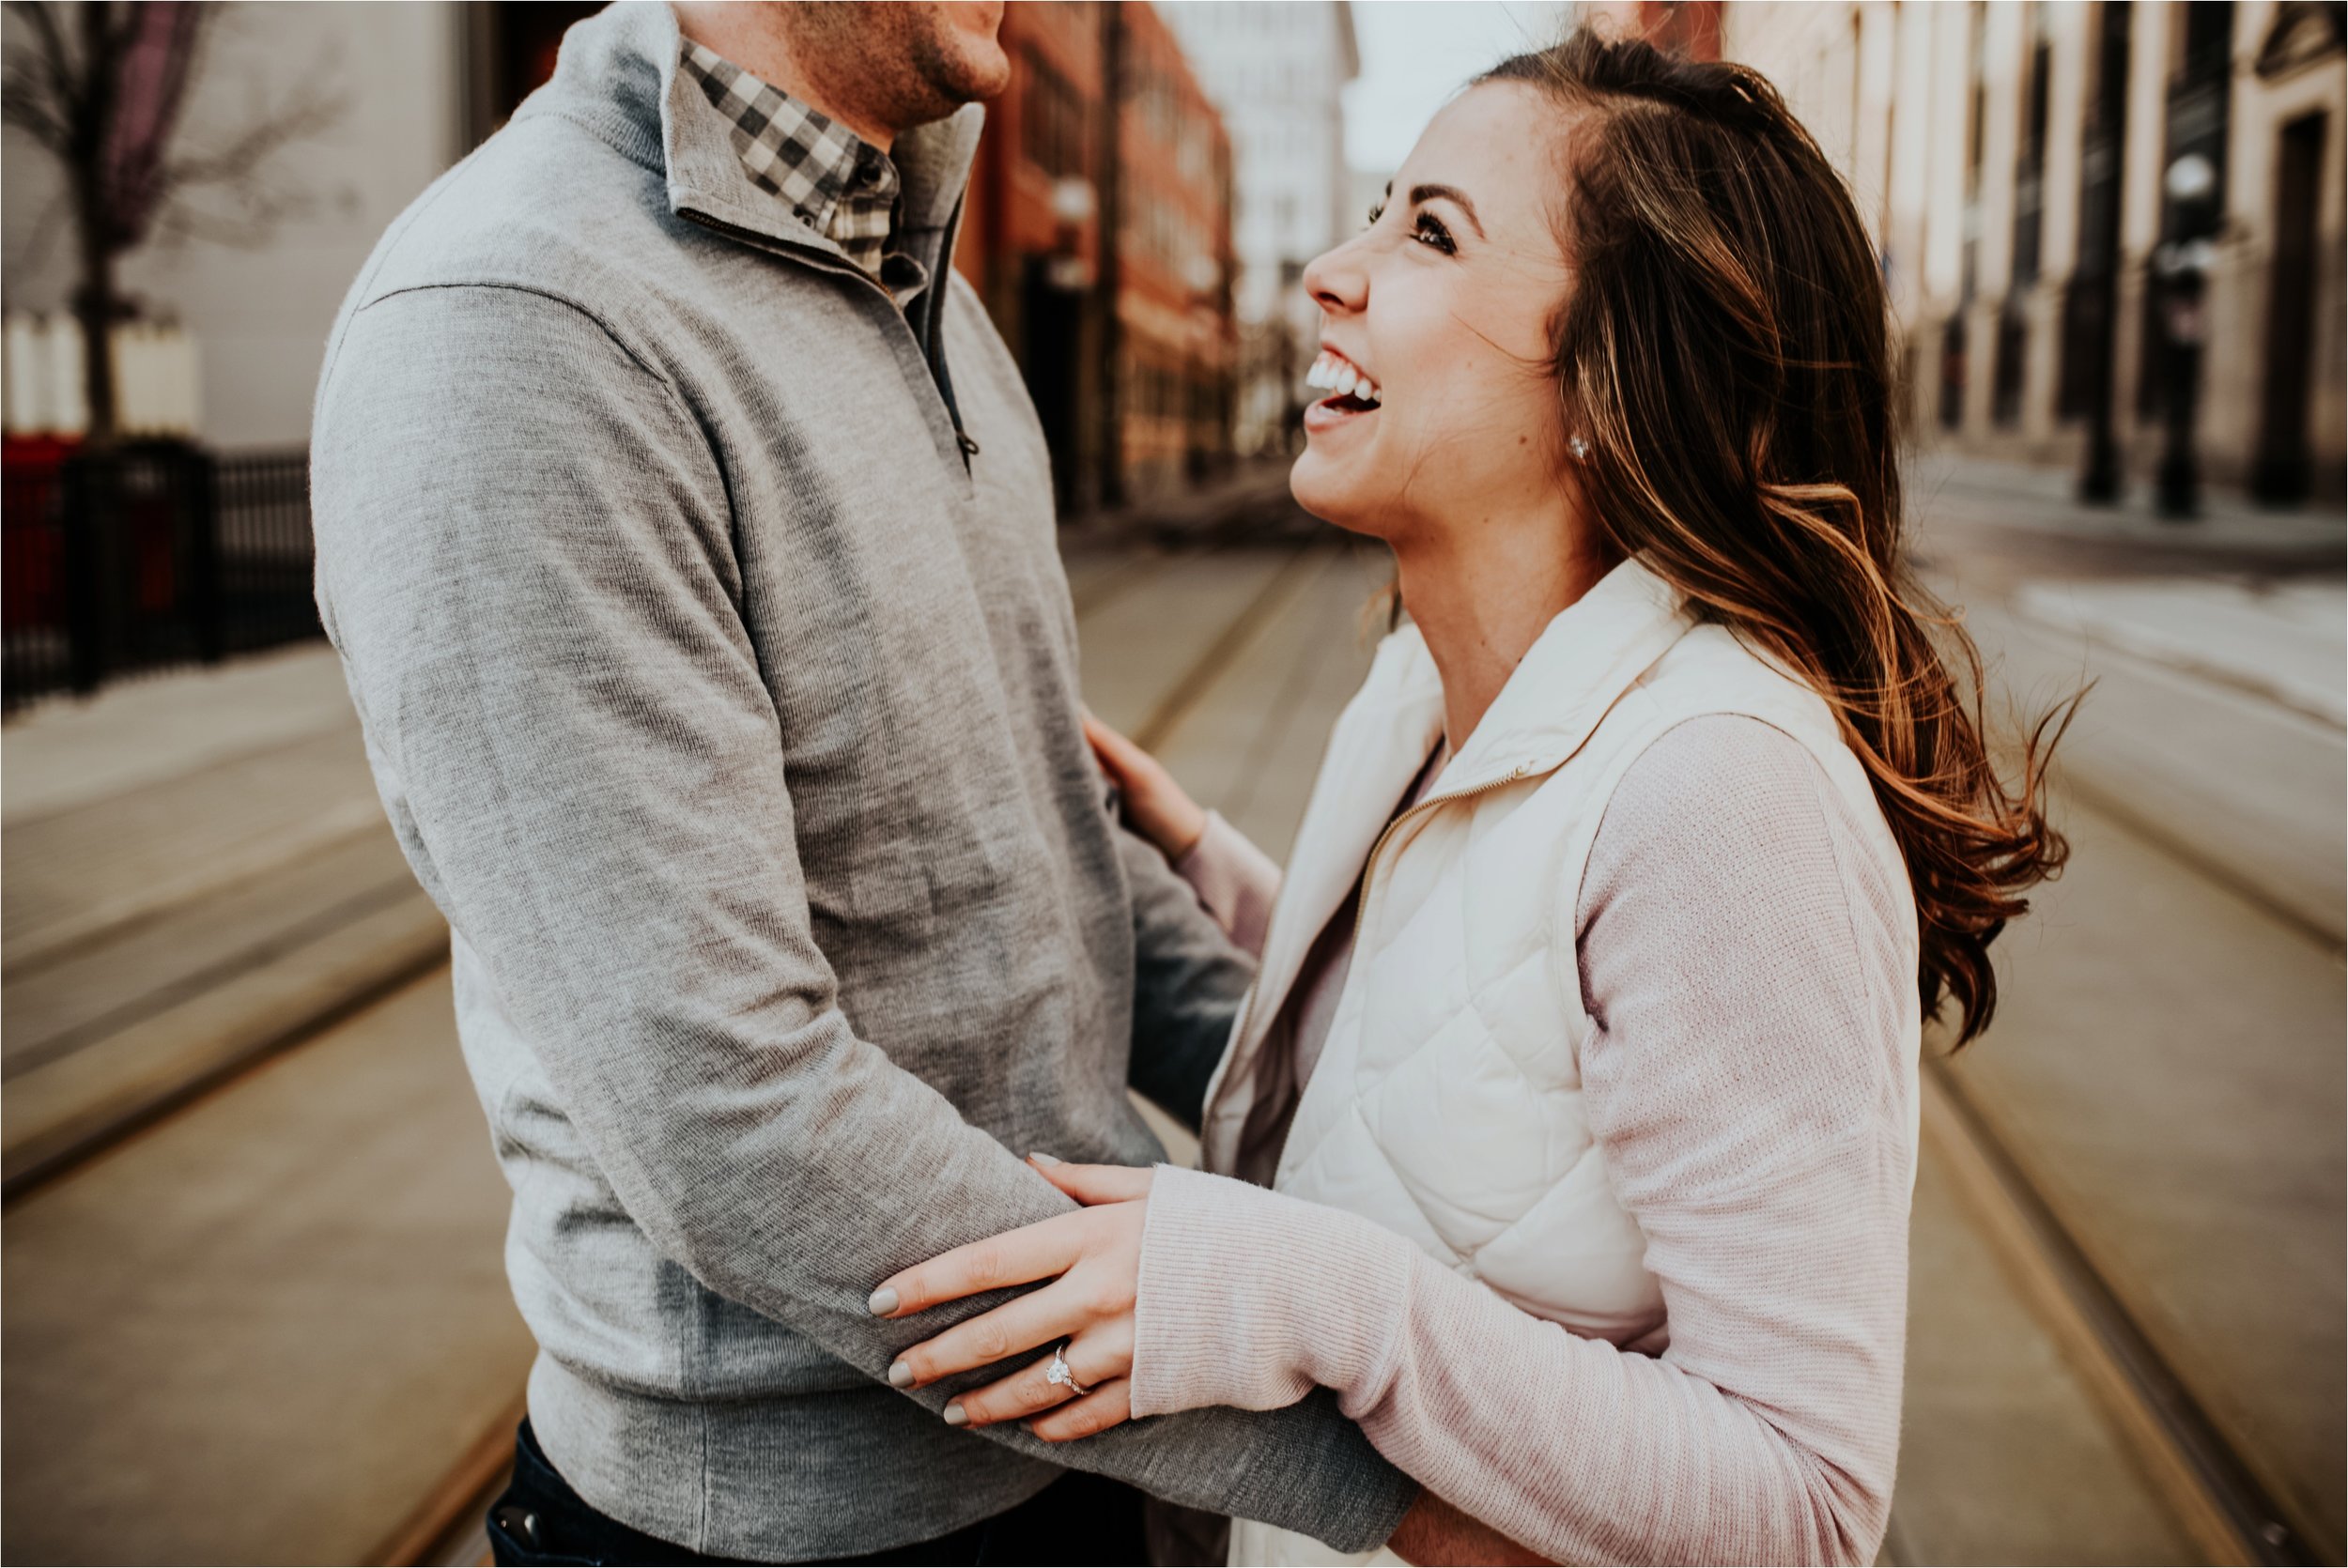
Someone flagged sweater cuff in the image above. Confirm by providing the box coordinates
[1170,812,1281,958]
[1131,1164,1417,1420]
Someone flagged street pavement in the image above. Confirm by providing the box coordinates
[1,647,445,1191]
[1908,462,2346,1563]
[2,454,2338,1564]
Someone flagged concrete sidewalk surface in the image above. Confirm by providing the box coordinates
[2013,576,2345,730]
[5,644,389,960]
[1911,449,2348,558]
[2,644,447,1190]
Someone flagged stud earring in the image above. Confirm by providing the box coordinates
[1568,434,1591,462]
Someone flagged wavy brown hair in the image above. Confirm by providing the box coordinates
[1482,32,2073,1046]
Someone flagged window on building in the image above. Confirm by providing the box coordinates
[2174,0,2235,83]
[1021,49,1086,181]
[1992,300,2028,426]
[2012,6,2051,287]
[1940,313,1968,430]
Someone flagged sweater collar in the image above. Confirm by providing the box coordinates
[522,3,983,270]
[1377,557,1695,796]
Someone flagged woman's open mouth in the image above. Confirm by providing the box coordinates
[1303,349,1381,433]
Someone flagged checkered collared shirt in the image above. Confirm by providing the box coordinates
[680,41,929,306]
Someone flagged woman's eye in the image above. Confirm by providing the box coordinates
[1413,213,1457,254]
[1364,201,1385,229]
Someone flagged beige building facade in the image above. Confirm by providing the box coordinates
[1724,1,2344,504]
[1159,1,1359,455]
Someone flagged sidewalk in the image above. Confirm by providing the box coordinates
[1910,449,2348,559]
[2012,576,2345,730]
[1,643,446,1189]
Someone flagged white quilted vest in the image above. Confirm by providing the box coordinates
[1202,560,1921,1568]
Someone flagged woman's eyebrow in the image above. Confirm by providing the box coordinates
[1409,182,1485,238]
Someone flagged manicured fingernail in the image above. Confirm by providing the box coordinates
[943,1402,968,1426]
[868,1287,899,1315]
[888,1360,914,1388]
[1028,1152,1062,1166]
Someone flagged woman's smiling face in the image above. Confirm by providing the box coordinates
[1290,82,1579,544]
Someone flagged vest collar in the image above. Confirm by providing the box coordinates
[1373,556,1695,797]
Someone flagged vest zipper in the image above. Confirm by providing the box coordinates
[1221,759,1540,1141]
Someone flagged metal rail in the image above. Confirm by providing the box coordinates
[0,899,448,1206]
[1923,1062,2323,1565]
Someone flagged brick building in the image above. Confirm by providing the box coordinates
[956,3,1239,512]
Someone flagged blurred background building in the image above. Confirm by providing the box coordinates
[1161,1,1359,456]
[1725,0,2346,507]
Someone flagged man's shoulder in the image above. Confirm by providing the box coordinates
[311,111,703,484]
[339,110,673,331]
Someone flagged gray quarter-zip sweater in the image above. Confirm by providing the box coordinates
[308,4,1413,1560]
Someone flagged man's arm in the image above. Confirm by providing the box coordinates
[310,283,1413,1550]
[1120,827,1253,1133]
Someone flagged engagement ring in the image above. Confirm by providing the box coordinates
[1046,1342,1089,1398]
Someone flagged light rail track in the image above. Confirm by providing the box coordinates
[376,1396,530,1567]
[1924,1062,2322,1565]
[0,917,448,1207]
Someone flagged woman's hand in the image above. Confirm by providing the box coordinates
[872,1156,1152,1441]
[1085,713,1208,863]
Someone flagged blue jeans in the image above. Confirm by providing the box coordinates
[487,1420,1151,1566]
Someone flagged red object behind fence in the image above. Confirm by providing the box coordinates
[3,434,82,632]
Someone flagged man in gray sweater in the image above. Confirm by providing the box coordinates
[310,3,1423,1562]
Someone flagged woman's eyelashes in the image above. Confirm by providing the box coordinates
[1362,201,1460,256]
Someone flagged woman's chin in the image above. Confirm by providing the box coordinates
[1289,451,1386,538]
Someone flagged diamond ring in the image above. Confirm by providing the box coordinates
[1046,1341,1090,1398]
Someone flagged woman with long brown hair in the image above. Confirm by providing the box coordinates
[870,31,2067,1565]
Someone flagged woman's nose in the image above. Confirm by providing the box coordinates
[1303,240,1366,316]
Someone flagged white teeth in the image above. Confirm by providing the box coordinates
[1305,350,1381,405]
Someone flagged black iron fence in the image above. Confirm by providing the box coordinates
[3,443,319,713]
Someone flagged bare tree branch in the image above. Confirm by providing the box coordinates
[159,75,341,193]
[148,66,344,247]
[1,57,70,149]
[4,1,84,135]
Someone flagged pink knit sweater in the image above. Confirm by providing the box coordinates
[1135,715,1916,1566]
